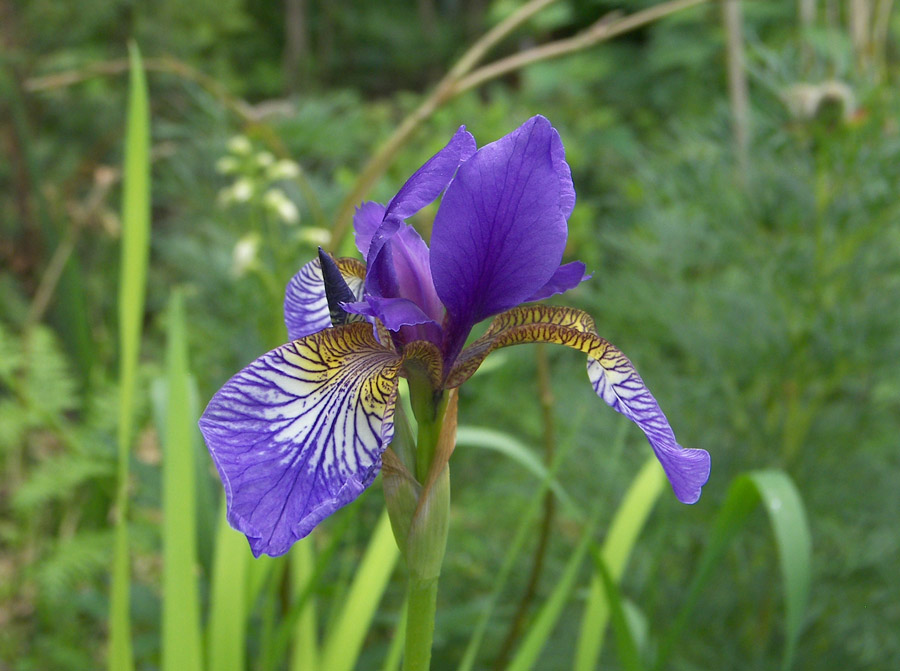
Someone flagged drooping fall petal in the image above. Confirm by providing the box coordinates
[283,256,366,341]
[431,116,574,358]
[199,323,402,557]
[448,305,710,504]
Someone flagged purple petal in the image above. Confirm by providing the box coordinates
[431,116,573,352]
[354,201,387,258]
[344,296,434,331]
[385,126,476,221]
[284,257,365,341]
[199,325,402,557]
[587,345,710,504]
[525,261,590,302]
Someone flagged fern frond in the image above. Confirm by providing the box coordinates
[13,454,114,513]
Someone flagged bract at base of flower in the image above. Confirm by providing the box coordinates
[448,305,710,504]
[199,323,402,557]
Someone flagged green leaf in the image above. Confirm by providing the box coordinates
[319,510,399,671]
[505,502,602,671]
[290,540,319,671]
[656,470,812,671]
[109,41,151,671]
[207,501,251,671]
[591,552,642,671]
[574,457,665,671]
[455,426,580,519]
[160,290,204,671]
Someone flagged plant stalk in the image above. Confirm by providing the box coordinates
[403,578,440,671]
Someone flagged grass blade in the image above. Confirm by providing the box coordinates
[290,540,319,671]
[573,457,665,671]
[160,289,204,671]
[208,502,251,671]
[109,41,151,671]
[319,510,399,671]
[591,552,642,671]
[505,503,602,671]
[655,469,812,671]
[455,426,580,519]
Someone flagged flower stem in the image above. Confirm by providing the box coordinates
[403,577,440,671]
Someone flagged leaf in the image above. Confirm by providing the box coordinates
[455,426,580,519]
[656,470,812,671]
[159,289,204,671]
[574,457,665,671]
[319,510,399,671]
[207,501,251,671]
[109,41,151,671]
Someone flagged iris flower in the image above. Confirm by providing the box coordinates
[200,116,710,558]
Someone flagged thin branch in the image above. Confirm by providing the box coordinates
[454,0,709,95]
[328,0,563,250]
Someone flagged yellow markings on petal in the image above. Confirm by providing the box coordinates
[401,340,444,389]
[447,305,610,388]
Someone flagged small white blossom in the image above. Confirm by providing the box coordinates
[299,227,331,246]
[267,159,301,181]
[231,178,254,203]
[231,233,260,277]
[227,135,253,155]
[256,151,275,168]
[216,156,240,174]
[263,188,300,224]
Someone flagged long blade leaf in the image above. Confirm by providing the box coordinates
[655,469,812,671]
[319,510,399,671]
[573,457,665,670]
[160,289,204,670]
[208,502,251,671]
[109,41,151,671]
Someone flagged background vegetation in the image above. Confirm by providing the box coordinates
[1,0,898,669]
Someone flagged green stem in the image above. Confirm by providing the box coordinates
[403,578,440,671]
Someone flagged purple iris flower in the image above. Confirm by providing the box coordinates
[200,116,711,557]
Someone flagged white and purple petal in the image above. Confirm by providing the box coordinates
[586,346,709,504]
[199,324,402,556]
[284,256,365,341]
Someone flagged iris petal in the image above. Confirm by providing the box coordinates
[284,256,366,341]
[353,201,387,258]
[448,305,710,504]
[199,323,402,556]
[385,126,476,221]
[524,261,590,302]
[431,116,573,358]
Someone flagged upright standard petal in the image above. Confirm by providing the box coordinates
[431,116,574,357]
[384,126,476,221]
[448,305,710,504]
[353,201,387,258]
[199,323,402,556]
[284,256,367,341]
[524,261,590,302]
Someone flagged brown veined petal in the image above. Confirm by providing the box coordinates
[447,305,710,504]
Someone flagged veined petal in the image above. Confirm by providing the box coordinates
[385,126,476,221]
[449,305,710,504]
[199,323,402,557]
[284,256,367,341]
[524,261,590,302]
[431,116,573,357]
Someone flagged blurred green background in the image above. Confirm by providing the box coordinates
[2,0,899,669]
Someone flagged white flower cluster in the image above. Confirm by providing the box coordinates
[216,135,302,225]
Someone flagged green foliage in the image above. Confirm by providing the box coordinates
[3,0,900,669]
